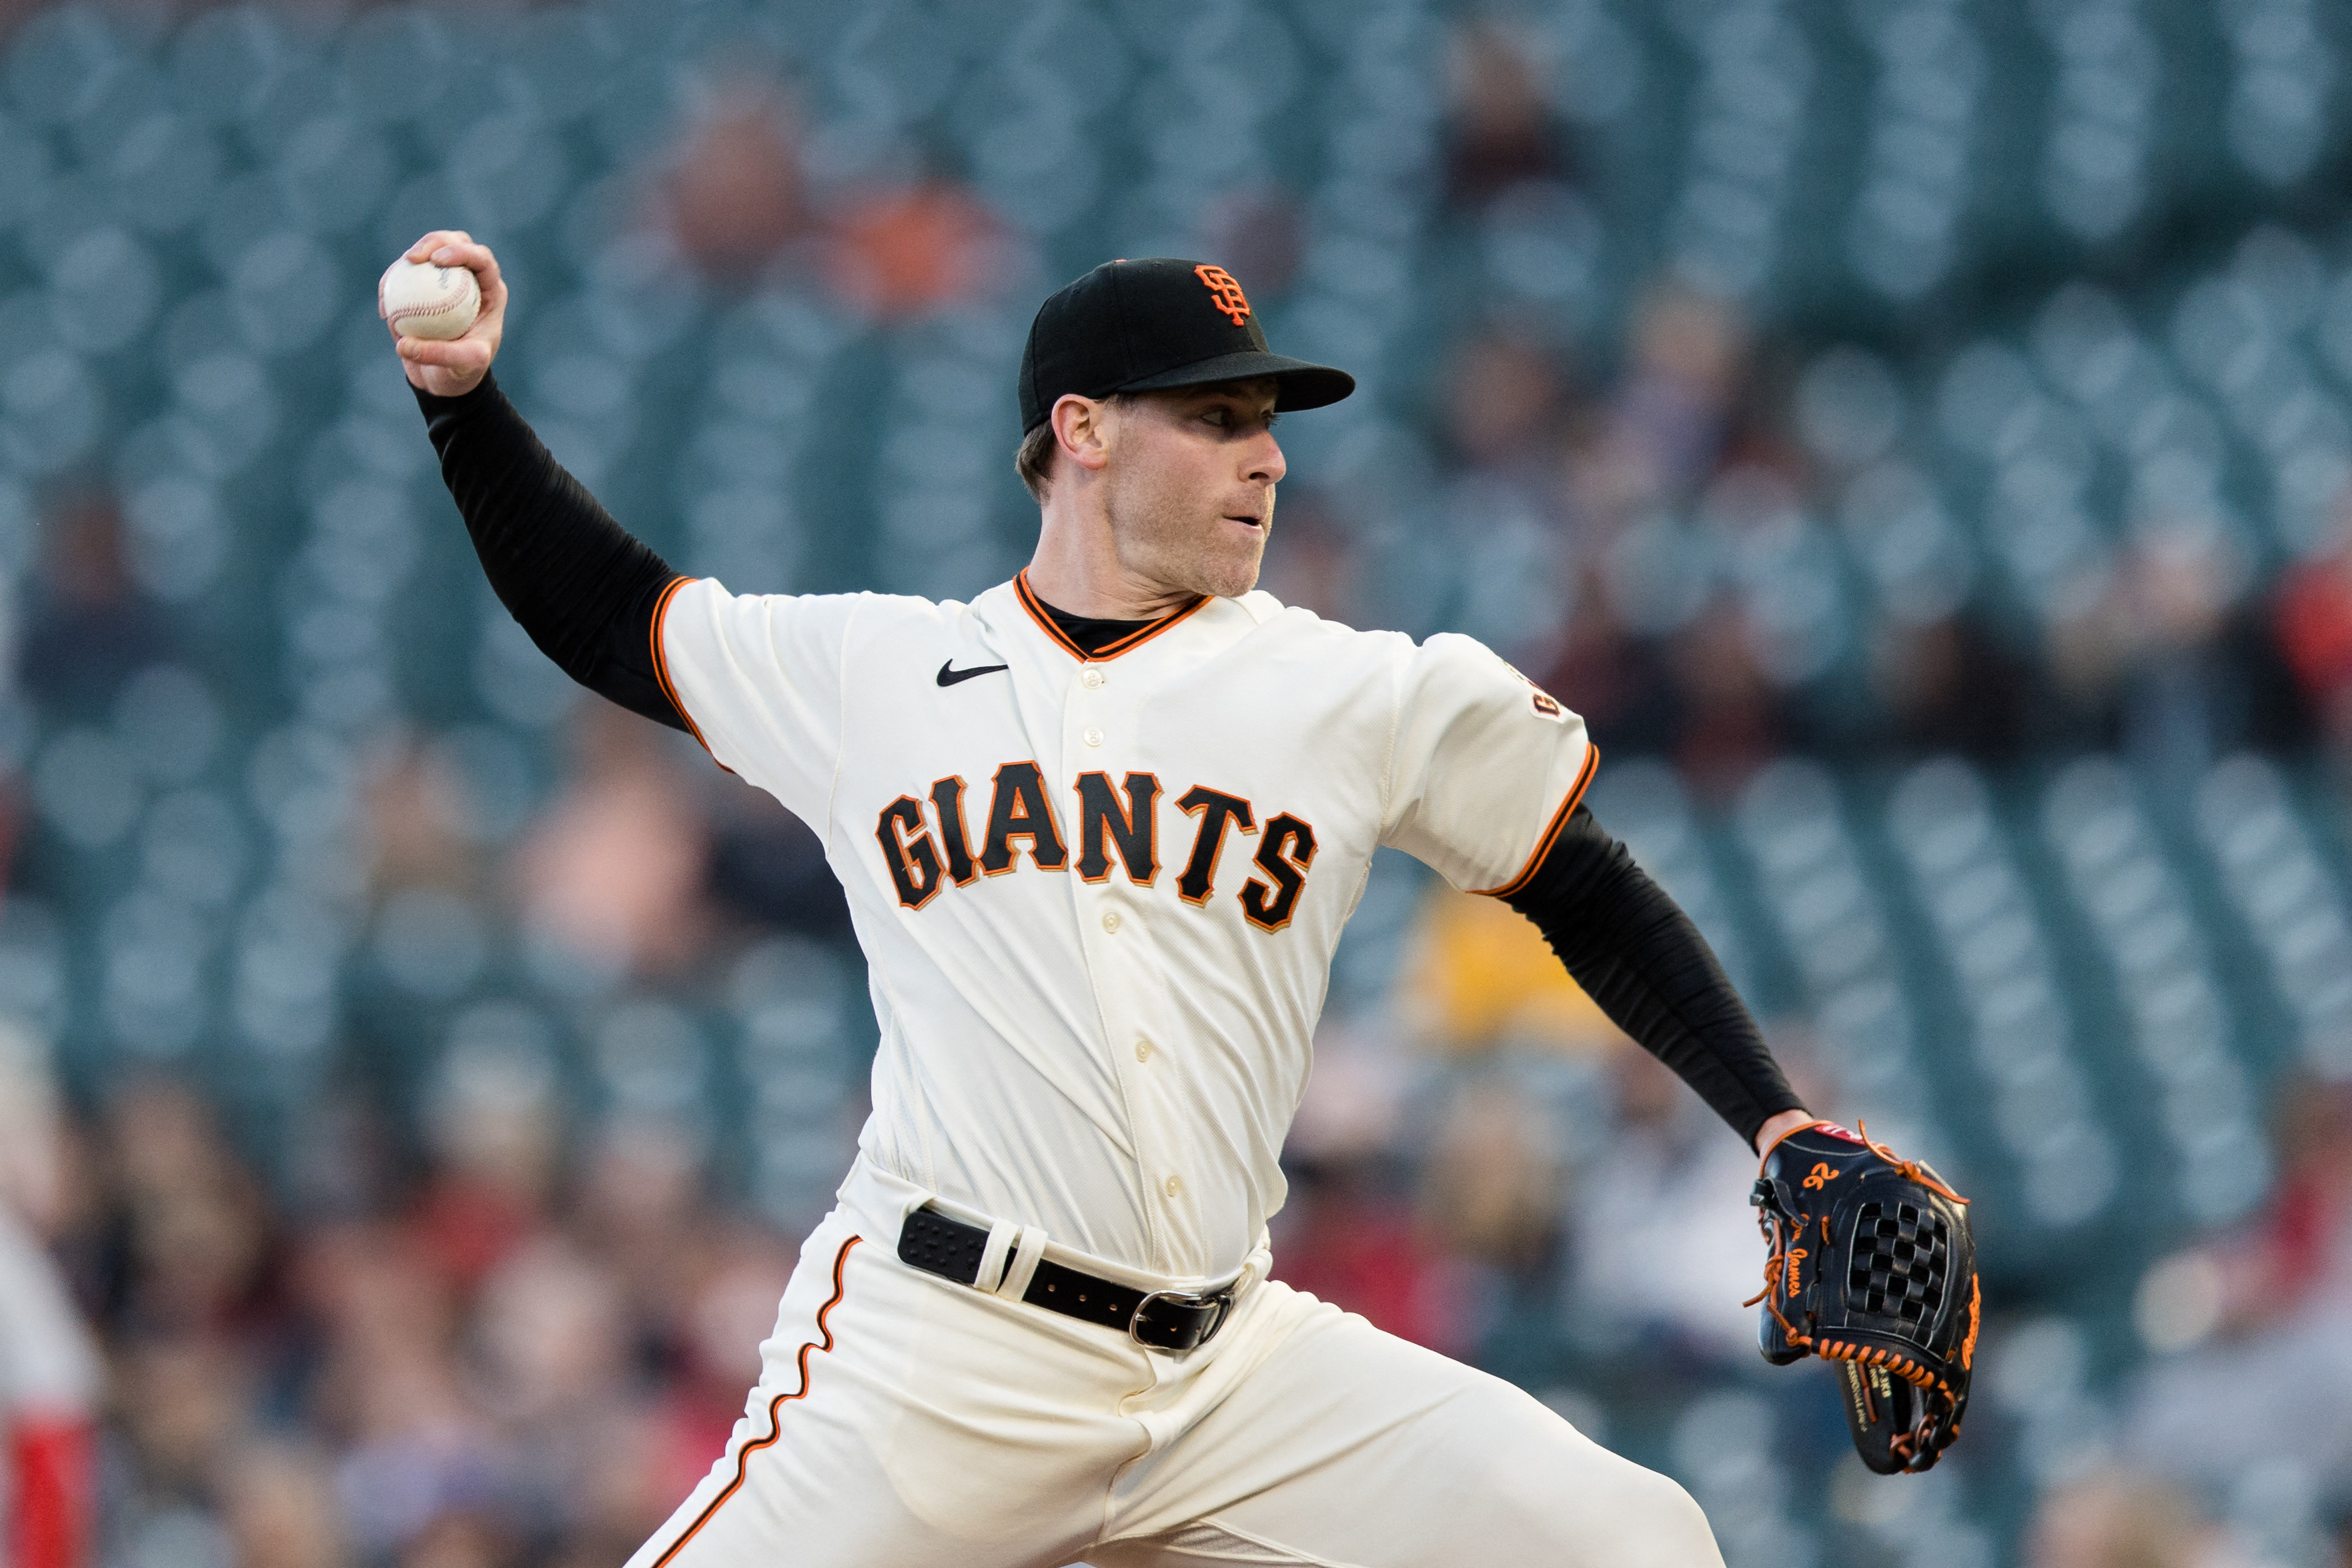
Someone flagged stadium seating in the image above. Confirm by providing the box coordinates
[5,0,2352,1559]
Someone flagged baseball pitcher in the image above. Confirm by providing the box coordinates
[390,233,1976,1567]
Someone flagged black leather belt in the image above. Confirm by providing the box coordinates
[897,1205,1237,1353]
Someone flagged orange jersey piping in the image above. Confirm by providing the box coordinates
[649,575,727,768]
[1474,744,1601,898]
[650,1236,860,1566]
[1014,570,1210,662]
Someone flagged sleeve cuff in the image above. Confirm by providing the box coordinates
[410,367,503,419]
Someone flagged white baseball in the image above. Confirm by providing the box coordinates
[380,258,481,341]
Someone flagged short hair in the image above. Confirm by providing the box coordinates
[1015,420,1059,503]
[1014,392,1140,503]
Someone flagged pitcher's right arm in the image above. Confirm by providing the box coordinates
[389,231,688,733]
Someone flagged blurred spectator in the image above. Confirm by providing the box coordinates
[1419,1076,1562,1276]
[0,1176,99,1568]
[2040,564,2133,752]
[2271,496,2352,772]
[306,1223,515,1564]
[219,1441,350,1568]
[396,1507,519,1568]
[1664,608,1785,798]
[646,1249,794,1523]
[1275,1154,1470,1357]
[570,1120,714,1352]
[1441,331,1572,481]
[654,80,808,284]
[367,736,490,900]
[2123,1078,2352,1497]
[2042,520,2308,776]
[474,1235,633,1530]
[1441,21,1578,210]
[99,1079,281,1341]
[512,704,713,985]
[824,178,1011,321]
[1199,186,1305,299]
[2113,521,2284,794]
[19,494,177,722]
[1434,329,1580,664]
[1566,1047,1761,1363]
[111,1333,248,1508]
[0,1025,100,1568]
[472,1231,625,1429]
[2023,1468,2207,1568]
[1570,285,1750,528]
[1399,883,1625,1055]
[0,1018,66,1233]
[1535,572,1682,760]
[1868,608,2029,760]
[2205,1076,2352,1335]
[1275,1027,1469,1353]
[410,1021,565,1295]
[705,785,850,942]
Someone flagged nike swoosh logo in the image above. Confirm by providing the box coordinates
[937,660,1009,687]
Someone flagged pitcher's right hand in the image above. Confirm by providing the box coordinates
[386,230,507,399]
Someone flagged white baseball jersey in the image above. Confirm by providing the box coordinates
[0,1207,97,1422]
[0,1203,99,1559]
[655,573,1595,1285]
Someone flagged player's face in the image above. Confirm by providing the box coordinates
[1101,381,1284,600]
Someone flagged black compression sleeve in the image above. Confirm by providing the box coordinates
[1502,805,1802,1145]
[414,372,688,733]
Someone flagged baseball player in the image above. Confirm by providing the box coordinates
[0,1024,99,1568]
[390,231,1970,1565]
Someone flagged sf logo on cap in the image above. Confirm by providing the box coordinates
[1194,264,1251,325]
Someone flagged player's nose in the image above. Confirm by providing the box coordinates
[1243,429,1285,488]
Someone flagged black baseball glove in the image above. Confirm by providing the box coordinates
[1748,1120,1978,1474]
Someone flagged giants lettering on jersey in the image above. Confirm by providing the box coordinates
[876,764,1317,932]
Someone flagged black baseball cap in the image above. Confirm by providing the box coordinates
[1018,257,1355,433]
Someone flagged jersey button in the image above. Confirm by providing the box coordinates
[1101,912,1122,933]
[1164,1174,1183,1198]
[1135,1037,1154,1063]
[1083,728,1104,747]
[1080,669,1104,689]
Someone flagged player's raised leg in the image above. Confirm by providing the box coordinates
[1092,1281,1723,1568]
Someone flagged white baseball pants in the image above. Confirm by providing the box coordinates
[626,1160,1722,1568]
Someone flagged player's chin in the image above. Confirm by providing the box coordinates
[1196,544,1264,600]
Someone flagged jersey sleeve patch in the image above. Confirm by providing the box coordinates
[1501,658,1568,724]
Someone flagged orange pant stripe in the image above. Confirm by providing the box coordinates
[652,1236,861,1567]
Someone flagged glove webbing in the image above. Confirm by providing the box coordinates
[1744,1120,1979,1399]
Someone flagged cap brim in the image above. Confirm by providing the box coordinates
[1117,350,1355,412]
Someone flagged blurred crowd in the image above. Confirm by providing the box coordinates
[0,1040,802,1568]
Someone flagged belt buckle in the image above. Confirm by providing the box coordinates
[1131,1287,1233,1353]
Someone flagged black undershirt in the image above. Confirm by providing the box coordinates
[414,373,1799,1144]
[1039,604,1153,658]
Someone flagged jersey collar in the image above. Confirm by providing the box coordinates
[1013,570,1211,662]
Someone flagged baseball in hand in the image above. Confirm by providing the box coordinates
[380,258,481,341]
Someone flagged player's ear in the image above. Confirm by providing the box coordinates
[1053,394,1113,474]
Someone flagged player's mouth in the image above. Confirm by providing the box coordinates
[1223,514,1263,530]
